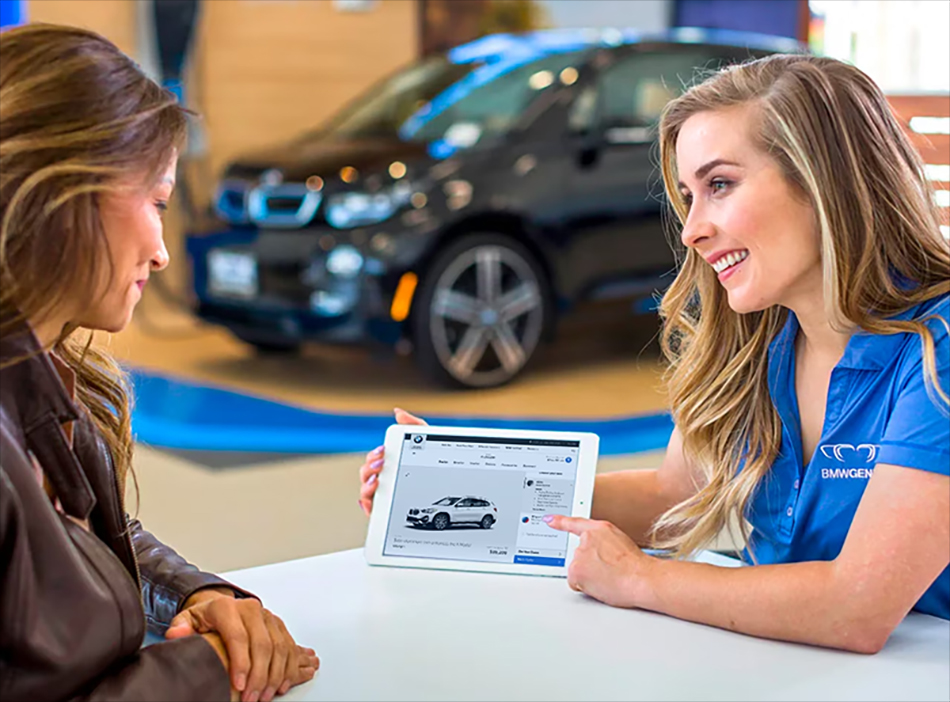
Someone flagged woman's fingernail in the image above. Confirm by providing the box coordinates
[263,687,276,702]
[543,515,554,524]
[367,473,377,485]
[371,445,383,455]
[370,458,383,469]
[236,674,247,691]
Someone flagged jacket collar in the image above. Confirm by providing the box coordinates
[0,315,94,519]
[0,316,80,426]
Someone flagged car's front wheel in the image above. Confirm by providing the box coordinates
[432,513,450,530]
[413,234,550,389]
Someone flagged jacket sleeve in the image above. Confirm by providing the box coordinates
[130,519,257,635]
[72,636,231,702]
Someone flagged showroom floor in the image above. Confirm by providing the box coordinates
[112,288,671,419]
[113,289,680,573]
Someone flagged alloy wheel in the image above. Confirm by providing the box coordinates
[429,245,544,387]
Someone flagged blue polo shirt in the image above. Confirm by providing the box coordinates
[744,294,950,620]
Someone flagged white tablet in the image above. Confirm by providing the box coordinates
[364,425,599,577]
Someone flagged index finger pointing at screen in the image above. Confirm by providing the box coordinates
[543,514,594,534]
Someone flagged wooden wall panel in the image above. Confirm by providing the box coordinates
[888,94,950,236]
[27,0,137,56]
[196,0,419,178]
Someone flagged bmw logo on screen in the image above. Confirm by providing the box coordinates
[565,457,572,463]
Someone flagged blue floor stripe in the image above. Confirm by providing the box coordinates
[129,369,673,456]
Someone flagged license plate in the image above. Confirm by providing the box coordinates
[208,250,258,299]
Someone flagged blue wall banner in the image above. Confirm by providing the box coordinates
[0,0,25,29]
[674,0,804,41]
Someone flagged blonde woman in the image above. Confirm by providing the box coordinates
[1,25,316,701]
[358,54,949,653]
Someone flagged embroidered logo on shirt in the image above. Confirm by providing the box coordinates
[819,443,880,463]
[819,443,881,479]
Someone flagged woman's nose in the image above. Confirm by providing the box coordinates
[680,209,715,250]
[151,239,170,271]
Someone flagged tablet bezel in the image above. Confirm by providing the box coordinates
[364,424,599,577]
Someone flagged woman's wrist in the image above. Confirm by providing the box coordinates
[183,586,236,611]
[628,552,664,611]
[201,633,240,702]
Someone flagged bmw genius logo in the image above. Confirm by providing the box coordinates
[819,443,880,463]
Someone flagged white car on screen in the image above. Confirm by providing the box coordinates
[407,496,497,530]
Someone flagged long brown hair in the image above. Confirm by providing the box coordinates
[0,24,188,497]
[652,54,950,559]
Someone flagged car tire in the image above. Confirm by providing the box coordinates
[432,513,450,530]
[412,233,551,389]
[480,515,495,529]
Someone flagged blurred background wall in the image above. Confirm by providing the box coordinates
[26,0,418,182]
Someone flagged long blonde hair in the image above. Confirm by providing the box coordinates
[651,54,950,559]
[0,24,188,497]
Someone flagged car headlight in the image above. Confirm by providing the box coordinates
[420,508,436,514]
[325,181,415,229]
[325,245,364,278]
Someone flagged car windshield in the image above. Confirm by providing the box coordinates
[298,49,587,148]
[300,56,475,141]
[433,497,461,506]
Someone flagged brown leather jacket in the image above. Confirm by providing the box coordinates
[0,325,246,701]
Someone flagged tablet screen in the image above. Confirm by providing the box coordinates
[382,432,580,567]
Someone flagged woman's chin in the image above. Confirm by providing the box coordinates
[77,309,135,334]
[725,289,769,315]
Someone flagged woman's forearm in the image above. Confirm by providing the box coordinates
[639,557,894,654]
[591,470,676,547]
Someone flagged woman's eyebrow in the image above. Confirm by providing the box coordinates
[677,158,740,190]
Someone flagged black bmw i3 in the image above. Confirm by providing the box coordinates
[187,28,800,388]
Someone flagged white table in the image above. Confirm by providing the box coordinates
[223,549,950,701]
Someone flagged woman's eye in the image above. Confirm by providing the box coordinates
[709,178,732,194]
[681,192,693,207]
[155,201,168,214]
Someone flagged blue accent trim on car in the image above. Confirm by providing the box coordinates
[446,27,802,65]
[128,368,674,456]
[214,180,252,224]
[400,26,803,148]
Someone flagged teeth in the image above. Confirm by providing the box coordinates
[712,250,748,273]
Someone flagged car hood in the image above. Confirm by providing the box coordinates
[223,135,433,184]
